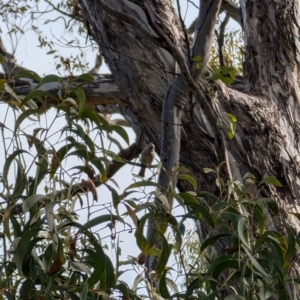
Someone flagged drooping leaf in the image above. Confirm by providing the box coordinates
[23,194,49,213]
[3,150,30,189]
[135,229,149,253]
[80,281,89,300]
[224,296,246,300]
[237,216,249,248]
[156,231,172,279]
[15,227,43,274]
[16,69,41,82]
[83,214,119,230]
[39,74,61,85]
[77,73,95,82]
[178,174,197,190]
[242,246,272,282]
[50,143,75,178]
[109,125,130,145]
[22,90,57,106]
[158,269,171,299]
[12,159,27,199]
[258,176,282,187]
[73,87,86,117]
[200,233,233,253]
[126,181,159,190]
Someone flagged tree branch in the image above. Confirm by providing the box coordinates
[1,142,143,219]
[0,73,125,111]
[189,0,241,34]
[217,13,230,66]
[192,0,223,78]
[0,36,26,75]
[221,0,242,27]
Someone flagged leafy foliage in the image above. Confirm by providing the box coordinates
[0,69,299,299]
[0,1,299,299]
[173,167,300,299]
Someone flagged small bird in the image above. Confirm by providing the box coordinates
[138,143,155,177]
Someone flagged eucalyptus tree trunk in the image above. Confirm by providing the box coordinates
[78,0,300,293]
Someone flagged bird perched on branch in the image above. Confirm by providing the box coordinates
[138,143,155,177]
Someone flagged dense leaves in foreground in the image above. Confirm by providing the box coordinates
[0,71,299,300]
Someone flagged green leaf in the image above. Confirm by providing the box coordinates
[198,191,219,199]
[80,106,106,130]
[191,55,203,62]
[200,233,232,253]
[224,296,246,300]
[80,281,88,300]
[19,279,34,300]
[40,74,61,85]
[10,214,22,237]
[14,109,38,133]
[77,73,95,82]
[22,90,57,106]
[227,113,237,123]
[69,126,96,153]
[229,67,236,81]
[110,125,130,145]
[254,203,265,234]
[3,150,30,189]
[156,232,172,279]
[291,212,300,221]
[257,237,284,270]
[16,70,41,82]
[0,53,6,63]
[73,87,86,117]
[228,130,235,139]
[133,274,144,292]
[46,50,57,55]
[242,246,272,281]
[260,230,287,248]
[243,172,256,180]
[165,277,179,294]
[22,237,45,277]
[155,193,170,212]
[15,227,43,274]
[45,201,59,232]
[158,269,171,298]
[283,225,295,267]
[227,117,236,139]
[82,215,118,230]
[208,255,242,280]
[59,222,115,290]
[237,216,249,248]
[259,197,278,215]
[50,143,75,178]
[178,174,197,190]
[179,193,214,227]
[203,168,216,174]
[258,176,282,187]
[23,194,49,213]
[220,76,234,84]
[178,219,185,236]
[126,181,159,190]
[135,229,149,253]
[221,66,230,75]
[185,278,202,297]
[12,159,27,199]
